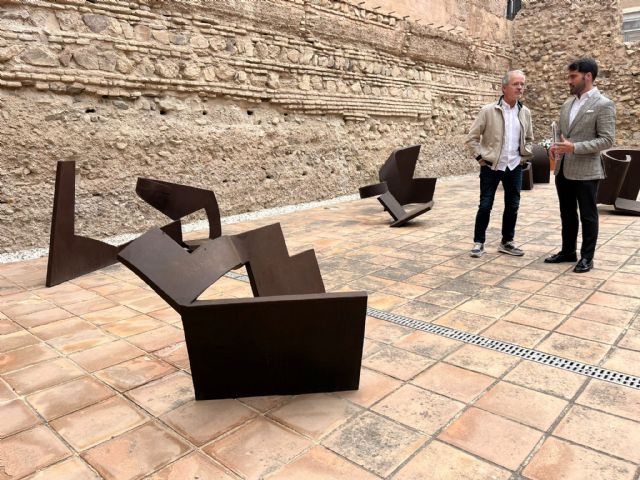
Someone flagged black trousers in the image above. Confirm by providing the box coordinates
[555,161,600,260]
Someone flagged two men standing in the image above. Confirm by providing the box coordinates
[466,58,616,273]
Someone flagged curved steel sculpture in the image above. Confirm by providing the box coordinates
[359,145,436,227]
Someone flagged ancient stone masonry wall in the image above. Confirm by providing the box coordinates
[513,0,640,144]
[0,0,511,253]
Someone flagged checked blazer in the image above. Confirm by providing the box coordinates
[554,89,616,180]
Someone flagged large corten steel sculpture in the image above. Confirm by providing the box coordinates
[359,145,437,227]
[46,162,223,287]
[118,223,367,400]
[597,149,640,215]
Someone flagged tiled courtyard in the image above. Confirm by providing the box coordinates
[1,175,639,480]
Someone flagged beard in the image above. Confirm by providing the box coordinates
[570,78,586,96]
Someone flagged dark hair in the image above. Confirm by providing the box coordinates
[568,57,598,81]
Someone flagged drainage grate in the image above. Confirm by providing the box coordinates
[225,271,250,282]
[367,307,640,390]
[222,272,640,390]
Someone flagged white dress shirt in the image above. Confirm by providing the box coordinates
[569,87,599,126]
[497,101,522,172]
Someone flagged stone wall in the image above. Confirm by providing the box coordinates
[360,0,512,43]
[0,0,512,253]
[513,0,640,145]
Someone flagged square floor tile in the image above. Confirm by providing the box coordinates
[523,437,636,480]
[26,376,115,420]
[268,393,360,439]
[439,407,543,470]
[474,381,567,430]
[536,333,610,364]
[268,446,379,480]
[336,367,401,407]
[0,399,41,438]
[147,452,235,480]
[162,398,256,446]
[4,357,84,395]
[126,371,194,417]
[94,355,176,392]
[0,426,70,478]
[505,359,586,398]
[412,362,496,403]
[323,411,425,477]
[204,417,311,479]
[51,396,148,451]
[444,344,519,377]
[362,345,434,380]
[26,457,101,480]
[69,340,144,372]
[393,440,510,480]
[82,422,190,480]
[372,384,465,434]
[553,405,640,462]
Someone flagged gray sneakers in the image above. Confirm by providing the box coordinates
[470,243,484,258]
[498,241,524,256]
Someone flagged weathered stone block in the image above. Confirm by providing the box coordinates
[0,45,25,62]
[21,47,59,67]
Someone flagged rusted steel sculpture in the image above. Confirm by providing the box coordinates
[118,223,367,400]
[136,178,221,242]
[521,161,533,191]
[46,162,221,287]
[46,161,123,287]
[359,145,436,227]
[597,149,640,215]
[531,144,551,184]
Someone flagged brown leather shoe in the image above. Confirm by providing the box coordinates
[544,252,578,263]
[573,258,593,273]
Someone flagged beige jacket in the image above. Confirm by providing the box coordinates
[466,97,534,170]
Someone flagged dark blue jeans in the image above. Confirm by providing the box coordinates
[473,165,522,244]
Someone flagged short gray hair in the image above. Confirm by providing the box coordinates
[502,70,525,86]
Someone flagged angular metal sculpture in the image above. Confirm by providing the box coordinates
[531,144,550,184]
[136,178,221,242]
[118,223,367,400]
[598,149,640,215]
[46,161,122,287]
[359,145,436,227]
[46,162,214,287]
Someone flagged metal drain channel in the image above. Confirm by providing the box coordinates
[368,307,640,390]
[223,272,640,390]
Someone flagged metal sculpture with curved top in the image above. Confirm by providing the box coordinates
[531,144,550,184]
[598,149,640,215]
[136,178,221,241]
[359,145,437,227]
[118,223,367,400]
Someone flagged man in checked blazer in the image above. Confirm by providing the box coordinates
[547,57,616,273]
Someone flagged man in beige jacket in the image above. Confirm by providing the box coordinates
[466,70,534,258]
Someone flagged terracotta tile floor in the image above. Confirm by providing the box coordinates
[1,175,640,479]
